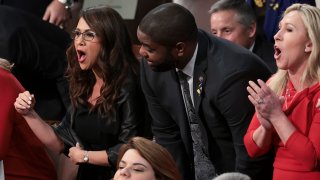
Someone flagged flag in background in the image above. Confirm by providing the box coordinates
[247,0,316,42]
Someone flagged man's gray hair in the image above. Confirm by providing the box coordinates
[208,0,256,28]
[213,172,251,180]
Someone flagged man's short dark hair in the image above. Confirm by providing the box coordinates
[139,3,198,46]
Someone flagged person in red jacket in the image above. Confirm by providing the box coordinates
[0,58,57,180]
[244,4,320,180]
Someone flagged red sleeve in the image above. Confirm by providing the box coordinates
[244,113,273,157]
[285,108,320,170]
[0,70,24,159]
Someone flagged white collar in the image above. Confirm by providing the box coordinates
[249,41,255,52]
[176,43,198,78]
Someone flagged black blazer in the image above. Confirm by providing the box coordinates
[0,0,51,18]
[0,6,71,120]
[141,30,274,180]
[53,72,149,179]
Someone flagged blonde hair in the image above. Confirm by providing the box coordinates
[0,58,13,71]
[269,3,320,95]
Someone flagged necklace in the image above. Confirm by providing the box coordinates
[284,84,296,110]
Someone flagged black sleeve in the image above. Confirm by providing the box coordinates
[107,77,147,167]
[52,107,78,155]
[216,60,273,180]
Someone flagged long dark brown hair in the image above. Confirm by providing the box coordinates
[66,6,138,115]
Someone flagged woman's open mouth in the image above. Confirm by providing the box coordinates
[77,49,87,63]
[274,45,282,60]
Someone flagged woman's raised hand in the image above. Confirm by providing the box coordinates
[14,91,35,115]
[247,79,283,122]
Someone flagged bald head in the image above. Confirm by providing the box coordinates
[138,3,198,46]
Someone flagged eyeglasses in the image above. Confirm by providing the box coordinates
[71,30,97,41]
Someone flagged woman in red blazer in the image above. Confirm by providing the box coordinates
[244,4,320,180]
[0,58,57,179]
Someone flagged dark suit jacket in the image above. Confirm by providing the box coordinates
[0,6,71,120]
[0,0,51,18]
[253,34,277,74]
[141,30,274,180]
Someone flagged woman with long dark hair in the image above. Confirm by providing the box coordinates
[14,6,146,179]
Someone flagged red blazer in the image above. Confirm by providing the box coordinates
[244,81,320,180]
[0,68,57,180]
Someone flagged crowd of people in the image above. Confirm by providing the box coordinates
[1,0,320,180]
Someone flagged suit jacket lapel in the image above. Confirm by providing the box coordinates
[193,32,208,113]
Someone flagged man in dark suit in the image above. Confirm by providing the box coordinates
[138,3,274,180]
[209,0,277,73]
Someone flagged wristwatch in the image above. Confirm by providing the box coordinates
[57,0,73,10]
[83,150,89,163]
[57,0,67,4]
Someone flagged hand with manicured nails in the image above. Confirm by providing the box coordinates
[14,91,35,115]
[247,79,284,123]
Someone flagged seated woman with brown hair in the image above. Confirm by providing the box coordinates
[114,137,181,180]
